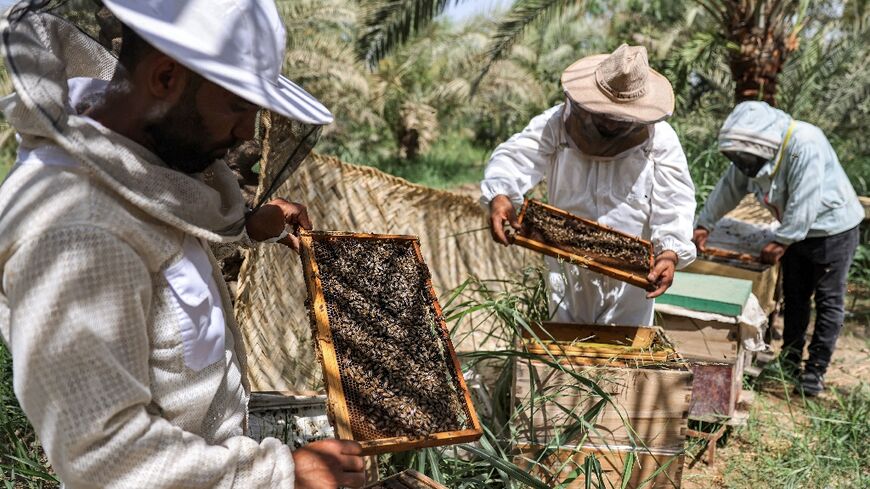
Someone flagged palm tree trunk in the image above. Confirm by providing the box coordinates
[718,0,802,106]
[727,28,788,104]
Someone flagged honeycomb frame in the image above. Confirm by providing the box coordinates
[515,199,656,291]
[299,231,482,455]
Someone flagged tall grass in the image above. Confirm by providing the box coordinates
[0,342,58,488]
[726,361,870,489]
[376,268,686,488]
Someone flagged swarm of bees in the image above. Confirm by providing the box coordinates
[523,201,651,273]
[313,237,470,440]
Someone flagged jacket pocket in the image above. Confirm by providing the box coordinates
[163,256,226,371]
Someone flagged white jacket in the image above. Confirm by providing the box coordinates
[0,11,295,488]
[481,104,696,325]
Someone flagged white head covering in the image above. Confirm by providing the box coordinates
[102,0,332,125]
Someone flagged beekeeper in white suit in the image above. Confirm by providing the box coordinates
[0,0,364,487]
[481,44,697,325]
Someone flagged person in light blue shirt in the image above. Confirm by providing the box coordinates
[693,101,863,397]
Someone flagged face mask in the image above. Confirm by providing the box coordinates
[565,99,649,157]
[723,150,768,178]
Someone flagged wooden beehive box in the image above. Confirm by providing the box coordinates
[515,199,655,291]
[300,231,482,455]
[687,246,779,315]
[657,314,746,421]
[515,444,685,489]
[513,323,692,451]
[657,273,754,421]
[363,469,448,489]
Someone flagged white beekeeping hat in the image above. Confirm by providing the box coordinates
[100,0,333,126]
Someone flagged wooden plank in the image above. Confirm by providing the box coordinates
[657,272,753,317]
[701,246,769,267]
[303,230,419,241]
[514,360,692,450]
[299,231,482,455]
[522,344,675,362]
[521,323,676,363]
[521,355,680,369]
[299,233,355,441]
[525,322,657,349]
[515,199,656,292]
[357,429,483,455]
[515,444,685,489]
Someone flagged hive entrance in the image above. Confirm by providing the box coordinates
[301,232,481,453]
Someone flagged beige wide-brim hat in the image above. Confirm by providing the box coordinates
[561,44,674,124]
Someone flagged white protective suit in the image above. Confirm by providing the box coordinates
[480,104,697,325]
[0,10,297,489]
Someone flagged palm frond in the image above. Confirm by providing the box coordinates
[357,0,468,67]
[693,0,729,27]
[778,18,870,128]
[471,0,581,95]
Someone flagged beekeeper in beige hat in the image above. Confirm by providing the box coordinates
[481,44,697,326]
[0,0,365,487]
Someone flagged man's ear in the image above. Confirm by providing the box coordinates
[144,54,191,104]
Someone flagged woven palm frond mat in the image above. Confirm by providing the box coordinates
[233,114,541,391]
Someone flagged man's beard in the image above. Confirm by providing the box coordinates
[143,82,225,174]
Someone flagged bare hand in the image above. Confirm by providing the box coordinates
[489,195,520,246]
[692,227,709,253]
[293,439,366,489]
[245,198,312,252]
[647,250,678,299]
[760,241,787,265]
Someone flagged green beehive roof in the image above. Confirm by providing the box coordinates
[657,272,753,317]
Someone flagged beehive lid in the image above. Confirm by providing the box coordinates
[657,272,752,317]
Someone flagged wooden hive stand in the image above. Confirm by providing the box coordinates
[299,231,482,455]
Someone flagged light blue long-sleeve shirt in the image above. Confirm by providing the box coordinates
[697,102,863,245]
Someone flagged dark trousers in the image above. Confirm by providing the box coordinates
[781,226,860,376]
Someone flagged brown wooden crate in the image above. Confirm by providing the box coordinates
[686,255,780,315]
[687,349,746,421]
[656,314,738,363]
[515,444,685,489]
[657,313,746,420]
[363,469,448,489]
[513,324,690,450]
[515,199,655,291]
[514,360,692,449]
[300,231,481,455]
